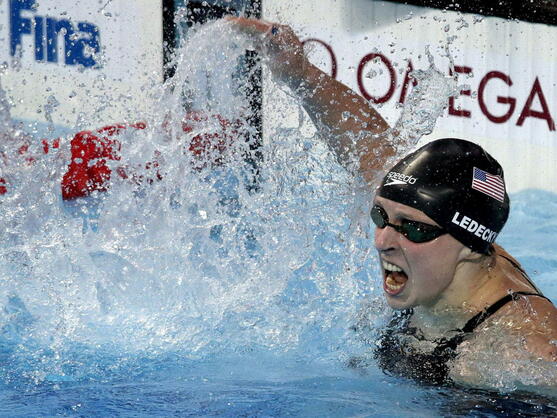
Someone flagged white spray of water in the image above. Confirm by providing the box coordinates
[0,20,375,384]
[391,49,459,155]
[2,18,539,394]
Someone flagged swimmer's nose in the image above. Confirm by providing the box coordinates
[374,224,399,252]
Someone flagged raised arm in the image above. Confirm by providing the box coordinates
[227,17,397,183]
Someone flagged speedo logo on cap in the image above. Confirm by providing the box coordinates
[451,212,498,243]
[384,171,417,186]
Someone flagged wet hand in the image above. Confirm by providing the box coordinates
[225,17,307,87]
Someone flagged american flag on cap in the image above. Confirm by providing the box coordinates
[471,167,505,202]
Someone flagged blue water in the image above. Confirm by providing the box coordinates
[1,353,555,416]
[1,19,556,417]
[0,189,556,417]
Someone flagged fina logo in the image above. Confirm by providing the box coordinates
[9,0,101,68]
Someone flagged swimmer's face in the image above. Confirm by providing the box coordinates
[373,196,469,310]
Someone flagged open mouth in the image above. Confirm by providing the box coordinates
[382,260,408,296]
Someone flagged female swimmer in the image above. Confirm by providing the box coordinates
[229,17,557,386]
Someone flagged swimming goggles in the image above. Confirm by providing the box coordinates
[370,205,447,243]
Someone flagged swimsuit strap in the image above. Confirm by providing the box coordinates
[433,291,552,354]
[461,253,553,333]
[497,253,543,294]
[461,291,552,333]
[497,253,527,275]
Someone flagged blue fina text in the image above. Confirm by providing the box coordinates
[10,0,101,68]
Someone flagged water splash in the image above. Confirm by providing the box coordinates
[0,20,376,385]
[391,47,459,156]
[0,18,553,399]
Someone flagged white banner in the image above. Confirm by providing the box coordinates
[0,0,163,133]
[264,0,557,193]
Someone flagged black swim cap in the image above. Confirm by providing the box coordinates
[377,138,509,254]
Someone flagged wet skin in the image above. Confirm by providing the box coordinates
[228,15,557,370]
[374,195,473,311]
[374,196,557,363]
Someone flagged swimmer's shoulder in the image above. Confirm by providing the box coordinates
[461,299,557,364]
[492,292,557,362]
[491,245,556,316]
[515,298,557,362]
[492,244,528,281]
[491,244,545,293]
[473,246,557,360]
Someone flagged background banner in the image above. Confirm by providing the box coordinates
[1,0,555,193]
[263,0,557,193]
[0,0,163,135]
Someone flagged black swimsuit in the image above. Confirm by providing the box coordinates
[372,253,554,385]
[374,291,552,385]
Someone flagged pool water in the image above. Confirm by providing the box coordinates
[0,20,556,417]
[0,252,556,418]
